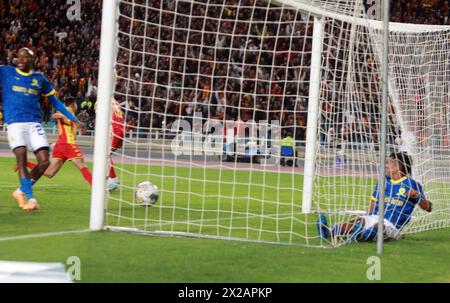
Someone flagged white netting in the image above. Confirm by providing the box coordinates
[104,0,450,247]
[313,11,450,244]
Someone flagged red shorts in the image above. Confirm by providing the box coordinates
[52,143,84,162]
[111,126,124,150]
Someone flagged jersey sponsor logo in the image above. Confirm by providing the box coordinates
[389,199,404,207]
[12,85,39,95]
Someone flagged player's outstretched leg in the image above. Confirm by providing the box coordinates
[72,158,92,186]
[44,158,64,178]
[13,161,37,172]
[30,148,51,182]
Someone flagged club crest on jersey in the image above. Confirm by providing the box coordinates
[31,78,39,87]
[397,187,407,197]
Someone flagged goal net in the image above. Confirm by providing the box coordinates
[98,0,450,247]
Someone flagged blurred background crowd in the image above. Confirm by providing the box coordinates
[0,0,448,146]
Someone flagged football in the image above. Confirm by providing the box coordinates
[134,181,159,206]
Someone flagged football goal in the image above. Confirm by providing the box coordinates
[90,0,450,247]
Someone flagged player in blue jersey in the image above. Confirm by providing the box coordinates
[0,47,84,211]
[318,152,433,242]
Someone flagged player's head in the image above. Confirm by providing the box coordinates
[16,47,35,71]
[386,152,413,178]
[65,97,78,112]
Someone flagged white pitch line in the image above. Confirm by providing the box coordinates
[0,229,91,242]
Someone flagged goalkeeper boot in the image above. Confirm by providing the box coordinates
[22,198,40,212]
[317,214,330,239]
[12,189,27,209]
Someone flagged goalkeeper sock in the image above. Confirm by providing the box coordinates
[80,167,92,186]
[109,158,116,179]
[360,227,378,241]
[331,224,346,239]
[20,178,34,200]
[348,221,364,242]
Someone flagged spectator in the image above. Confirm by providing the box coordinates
[280,130,297,167]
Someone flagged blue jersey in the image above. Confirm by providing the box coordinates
[0,65,56,124]
[370,176,425,229]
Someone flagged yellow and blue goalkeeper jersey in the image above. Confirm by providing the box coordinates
[0,65,55,124]
[370,176,425,229]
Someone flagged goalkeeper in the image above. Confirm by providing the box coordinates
[318,152,432,242]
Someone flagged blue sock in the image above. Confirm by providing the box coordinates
[331,224,345,238]
[360,227,378,241]
[348,221,364,242]
[20,178,34,200]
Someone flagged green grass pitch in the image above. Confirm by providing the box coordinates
[0,157,449,282]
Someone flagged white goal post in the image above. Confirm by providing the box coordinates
[90,0,450,247]
[90,0,119,231]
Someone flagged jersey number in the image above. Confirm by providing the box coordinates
[35,125,45,136]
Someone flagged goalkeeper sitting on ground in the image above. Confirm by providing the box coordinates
[318,152,432,242]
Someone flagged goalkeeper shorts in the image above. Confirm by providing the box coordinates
[362,215,401,239]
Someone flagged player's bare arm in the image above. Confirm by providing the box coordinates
[366,199,376,214]
[408,189,432,212]
[52,109,85,132]
[52,112,66,121]
[419,199,433,212]
[75,120,86,133]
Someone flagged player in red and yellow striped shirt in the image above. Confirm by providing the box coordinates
[43,97,92,185]
[107,99,125,191]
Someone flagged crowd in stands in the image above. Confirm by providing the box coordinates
[390,0,450,24]
[0,0,448,147]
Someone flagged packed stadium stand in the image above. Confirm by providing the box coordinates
[0,0,448,141]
